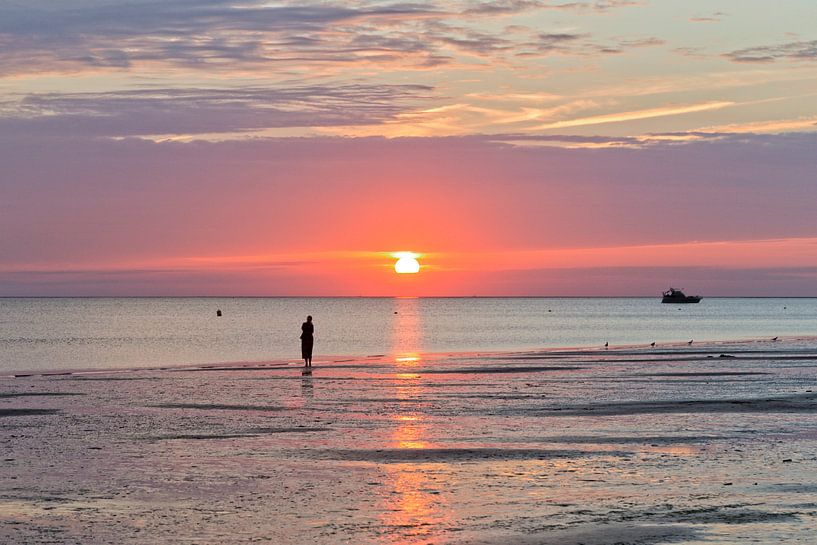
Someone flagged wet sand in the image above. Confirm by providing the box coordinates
[2,340,817,544]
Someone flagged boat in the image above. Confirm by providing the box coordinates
[662,287,701,304]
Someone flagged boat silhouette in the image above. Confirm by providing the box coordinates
[661,287,701,303]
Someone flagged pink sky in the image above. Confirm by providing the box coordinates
[2,1,817,295]
[3,134,816,295]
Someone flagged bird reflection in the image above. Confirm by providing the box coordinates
[391,297,422,362]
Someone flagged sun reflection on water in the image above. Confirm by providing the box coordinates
[380,381,449,542]
[395,355,420,364]
[380,467,445,544]
[378,298,453,543]
[391,297,422,362]
[391,373,433,450]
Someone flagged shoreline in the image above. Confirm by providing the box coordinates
[4,296,814,377]
[3,329,817,544]
[5,334,817,379]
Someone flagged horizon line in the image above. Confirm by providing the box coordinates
[3,295,816,299]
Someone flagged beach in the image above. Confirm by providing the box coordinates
[2,340,816,544]
[6,0,817,542]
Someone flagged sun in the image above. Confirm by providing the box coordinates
[393,252,421,274]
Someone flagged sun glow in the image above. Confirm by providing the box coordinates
[393,252,421,274]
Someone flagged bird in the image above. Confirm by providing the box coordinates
[772,336,779,341]
[650,341,656,347]
[688,339,694,345]
[604,342,609,349]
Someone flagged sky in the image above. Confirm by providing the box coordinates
[1,0,817,296]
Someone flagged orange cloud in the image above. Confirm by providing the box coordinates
[7,237,817,295]
[438,237,817,271]
[696,116,817,134]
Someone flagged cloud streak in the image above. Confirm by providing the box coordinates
[531,101,734,130]
[0,1,449,75]
[0,0,657,76]
[0,84,434,138]
[725,40,817,64]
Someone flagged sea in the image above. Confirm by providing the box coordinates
[3,297,817,543]
[1,297,815,374]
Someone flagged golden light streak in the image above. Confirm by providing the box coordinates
[7,237,817,277]
[437,237,817,272]
[531,101,735,130]
[696,116,817,134]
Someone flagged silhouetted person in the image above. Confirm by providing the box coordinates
[300,315,314,367]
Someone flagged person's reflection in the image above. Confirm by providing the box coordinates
[300,374,314,399]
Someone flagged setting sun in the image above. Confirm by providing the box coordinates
[393,252,421,274]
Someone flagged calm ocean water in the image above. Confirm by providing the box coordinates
[1,297,815,373]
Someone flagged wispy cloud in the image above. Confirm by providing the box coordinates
[0,0,646,77]
[530,101,734,130]
[0,1,450,76]
[515,31,663,57]
[541,1,642,13]
[317,97,600,137]
[463,0,640,15]
[689,11,727,23]
[0,84,434,138]
[725,40,817,63]
[688,116,817,135]
[0,1,809,144]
